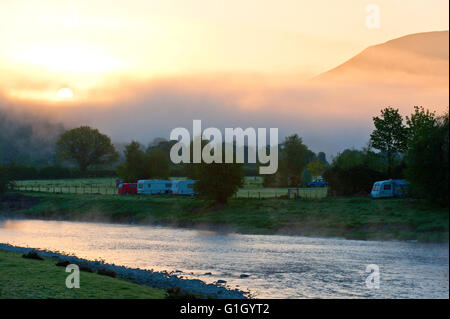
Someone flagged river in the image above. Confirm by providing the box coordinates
[0,219,448,298]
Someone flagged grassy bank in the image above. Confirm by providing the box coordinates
[1,192,448,242]
[0,249,166,299]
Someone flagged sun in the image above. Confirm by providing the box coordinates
[56,87,74,99]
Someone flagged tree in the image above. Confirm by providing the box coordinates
[406,106,436,145]
[323,148,389,196]
[116,141,147,181]
[278,134,308,186]
[0,165,12,195]
[146,139,177,159]
[306,160,326,178]
[405,112,448,206]
[330,149,364,170]
[147,148,170,179]
[370,107,407,176]
[317,152,329,165]
[56,126,118,172]
[116,141,170,182]
[187,138,243,204]
[323,164,387,196]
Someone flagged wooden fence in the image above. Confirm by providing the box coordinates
[12,182,327,199]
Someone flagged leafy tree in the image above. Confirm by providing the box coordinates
[323,148,389,196]
[323,164,387,196]
[405,112,448,206]
[305,149,317,164]
[56,126,118,173]
[187,139,243,204]
[116,141,148,181]
[317,152,329,165]
[191,161,243,204]
[331,149,365,170]
[116,141,170,182]
[370,107,407,176]
[148,137,168,147]
[146,139,177,159]
[147,148,170,179]
[306,161,326,178]
[278,134,309,186]
[406,106,436,144]
[261,134,310,187]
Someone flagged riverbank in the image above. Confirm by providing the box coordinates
[0,244,247,299]
[1,192,448,242]
[0,247,166,298]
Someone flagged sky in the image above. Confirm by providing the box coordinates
[0,0,448,156]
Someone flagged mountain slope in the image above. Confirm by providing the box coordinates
[314,31,449,87]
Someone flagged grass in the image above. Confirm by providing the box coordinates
[0,250,166,299]
[13,177,119,195]
[1,191,448,242]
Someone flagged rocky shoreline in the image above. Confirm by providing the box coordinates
[0,243,247,299]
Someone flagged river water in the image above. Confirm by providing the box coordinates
[0,219,448,298]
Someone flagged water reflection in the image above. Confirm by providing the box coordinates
[0,219,448,298]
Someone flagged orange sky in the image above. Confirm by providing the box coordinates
[0,1,448,156]
[0,0,448,103]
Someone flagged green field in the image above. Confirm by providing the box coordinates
[2,192,448,242]
[0,250,166,299]
[14,177,119,195]
[13,177,327,199]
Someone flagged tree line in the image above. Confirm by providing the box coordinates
[325,106,448,206]
[1,106,448,206]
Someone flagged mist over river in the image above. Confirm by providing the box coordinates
[0,219,448,298]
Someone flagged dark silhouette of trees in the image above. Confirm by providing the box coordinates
[370,107,407,176]
[405,110,449,206]
[116,141,170,182]
[187,138,243,204]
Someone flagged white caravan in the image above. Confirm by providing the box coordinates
[171,180,196,196]
[370,179,410,198]
[137,180,172,195]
